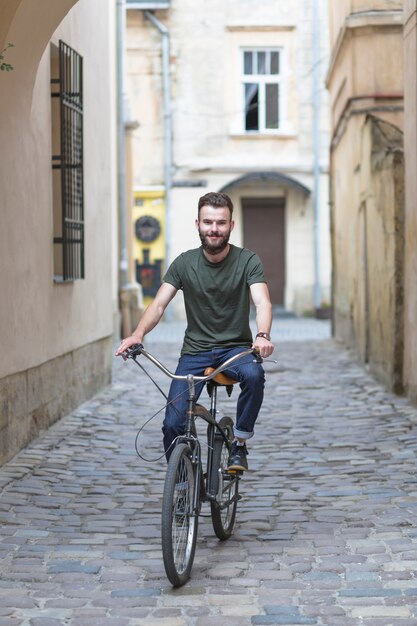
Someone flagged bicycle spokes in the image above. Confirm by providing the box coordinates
[161,444,198,586]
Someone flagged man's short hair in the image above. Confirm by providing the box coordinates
[198,192,233,217]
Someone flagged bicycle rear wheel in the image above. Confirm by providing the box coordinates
[210,416,239,540]
[161,443,198,587]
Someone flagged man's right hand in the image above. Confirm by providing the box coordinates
[115,282,177,358]
[115,335,142,358]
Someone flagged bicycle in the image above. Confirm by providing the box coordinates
[124,343,263,587]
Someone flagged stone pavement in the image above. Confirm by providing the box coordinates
[2,319,417,625]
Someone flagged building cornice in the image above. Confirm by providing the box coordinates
[182,163,329,177]
[326,10,403,87]
[330,94,403,150]
[226,24,295,32]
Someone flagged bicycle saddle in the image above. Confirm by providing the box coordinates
[204,367,238,386]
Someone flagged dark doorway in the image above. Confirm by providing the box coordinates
[242,197,285,305]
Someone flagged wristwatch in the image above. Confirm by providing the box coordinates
[256,332,271,341]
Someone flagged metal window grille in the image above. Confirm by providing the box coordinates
[52,40,84,281]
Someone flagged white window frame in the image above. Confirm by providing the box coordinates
[241,47,285,134]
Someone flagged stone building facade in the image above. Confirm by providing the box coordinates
[403,1,417,403]
[0,0,118,464]
[125,0,331,318]
[326,1,405,392]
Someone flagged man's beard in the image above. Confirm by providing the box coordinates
[198,229,231,255]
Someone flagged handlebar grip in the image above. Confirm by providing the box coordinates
[128,343,144,358]
[252,347,263,364]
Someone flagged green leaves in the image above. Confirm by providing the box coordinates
[0,43,14,72]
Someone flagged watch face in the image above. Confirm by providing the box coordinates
[135,216,161,242]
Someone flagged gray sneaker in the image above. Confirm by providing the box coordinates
[228,441,249,471]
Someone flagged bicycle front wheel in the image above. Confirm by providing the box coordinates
[210,416,239,540]
[161,443,198,587]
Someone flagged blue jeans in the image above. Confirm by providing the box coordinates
[162,346,265,458]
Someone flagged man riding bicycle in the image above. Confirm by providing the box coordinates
[116,191,275,471]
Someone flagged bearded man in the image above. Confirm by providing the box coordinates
[116,192,274,470]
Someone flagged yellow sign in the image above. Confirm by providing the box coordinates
[133,189,165,305]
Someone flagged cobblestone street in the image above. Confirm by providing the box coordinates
[2,319,417,625]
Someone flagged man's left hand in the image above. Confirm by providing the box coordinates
[253,337,275,359]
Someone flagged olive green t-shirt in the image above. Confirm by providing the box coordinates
[163,245,266,355]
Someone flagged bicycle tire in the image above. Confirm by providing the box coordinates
[210,416,239,540]
[161,443,198,587]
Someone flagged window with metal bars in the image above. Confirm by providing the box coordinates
[51,40,84,281]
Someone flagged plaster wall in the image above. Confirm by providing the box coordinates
[126,0,331,317]
[0,0,117,463]
[0,0,117,379]
[127,0,330,176]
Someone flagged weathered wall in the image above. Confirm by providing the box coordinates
[403,1,417,402]
[362,118,404,391]
[331,116,404,392]
[327,1,405,393]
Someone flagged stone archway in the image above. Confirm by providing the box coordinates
[0,0,25,47]
[0,0,79,93]
[0,0,80,189]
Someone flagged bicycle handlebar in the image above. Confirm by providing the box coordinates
[124,344,262,382]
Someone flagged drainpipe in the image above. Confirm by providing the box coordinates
[116,0,130,337]
[312,0,322,310]
[144,11,172,285]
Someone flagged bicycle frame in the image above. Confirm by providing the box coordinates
[127,343,258,507]
[128,343,257,442]
[124,343,265,587]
